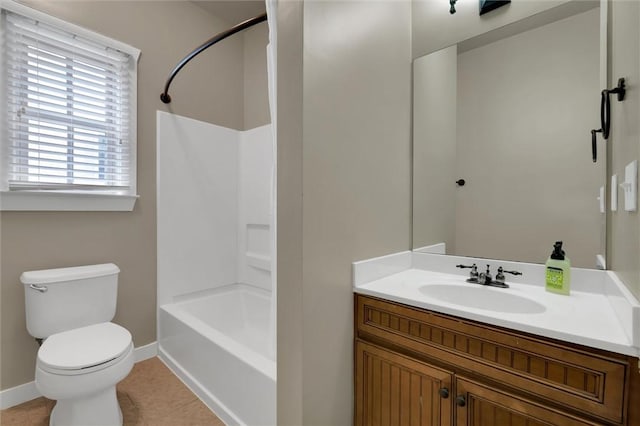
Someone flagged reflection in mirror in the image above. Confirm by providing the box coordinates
[412,3,605,268]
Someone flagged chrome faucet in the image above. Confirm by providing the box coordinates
[456,264,522,288]
[478,264,493,286]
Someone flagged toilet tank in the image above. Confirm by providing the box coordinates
[21,264,120,339]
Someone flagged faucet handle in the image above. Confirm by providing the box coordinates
[497,267,522,276]
[456,263,478,282]
[495,266,522,284]
[456,263,477,269]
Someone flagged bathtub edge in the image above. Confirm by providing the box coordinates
[158,347,244,426]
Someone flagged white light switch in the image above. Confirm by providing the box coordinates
[621,160,638,212]
[599,185,605,213]
[611,174,618,211]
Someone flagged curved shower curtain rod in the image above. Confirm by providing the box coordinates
[160,12,268,104]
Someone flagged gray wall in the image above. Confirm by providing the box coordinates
[608,0,640,300]
[411,0,573,58]
[275,2,304,424]
[244,22,271,129]
[0,0,268,391]
[413,45,458,252]
[412,5,602,268]
[453,9,601,267]
[277,1,412,424]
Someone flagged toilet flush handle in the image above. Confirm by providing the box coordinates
[29,284,48,293]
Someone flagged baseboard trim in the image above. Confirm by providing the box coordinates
[0,341,158,410]
[0,381,40,410]
[134,341,158,363]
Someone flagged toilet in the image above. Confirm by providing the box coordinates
[21,264,134,426]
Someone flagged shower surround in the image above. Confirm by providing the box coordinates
[156,111,275,425]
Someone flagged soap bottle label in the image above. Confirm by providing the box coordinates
[546,266,564,289]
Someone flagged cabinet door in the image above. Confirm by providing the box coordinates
[356,340,453,426]
[455,377,601,426]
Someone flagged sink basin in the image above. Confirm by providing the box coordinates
[418,284,546,314]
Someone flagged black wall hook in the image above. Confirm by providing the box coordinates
[590,128,602,162]
[609,78,626,102]
[601,78,626,139]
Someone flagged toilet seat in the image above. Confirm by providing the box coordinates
[38,322,132,375]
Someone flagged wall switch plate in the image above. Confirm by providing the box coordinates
[621,160,638,212]
[599,185,605,213]
[611,174,618,211]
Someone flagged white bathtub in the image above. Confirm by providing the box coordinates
[158,284,276,426]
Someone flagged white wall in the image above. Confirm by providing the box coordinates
[157,111,239,306]
[157,111,273,305]
[237,125,274,291]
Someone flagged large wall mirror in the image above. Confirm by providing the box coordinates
[412,0,606,268]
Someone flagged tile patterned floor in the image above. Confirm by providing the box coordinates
[1,357,225,426]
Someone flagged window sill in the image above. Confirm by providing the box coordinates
[0,191,139,212]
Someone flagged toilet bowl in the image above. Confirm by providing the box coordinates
[35,322,134,426]
[21,264,133,426]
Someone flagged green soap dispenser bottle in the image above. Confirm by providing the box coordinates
[545,241,571,295]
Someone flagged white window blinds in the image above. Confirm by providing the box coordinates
[2,8,135,191]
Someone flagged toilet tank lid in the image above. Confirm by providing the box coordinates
[20,263,120,285]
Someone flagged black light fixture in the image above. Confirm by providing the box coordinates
[451,0,511,16]
[479,0,511,15]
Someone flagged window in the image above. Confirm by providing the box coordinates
[0,0,140,211]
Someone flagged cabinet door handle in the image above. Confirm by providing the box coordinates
[456,395,466,407]
[438,387,449,399]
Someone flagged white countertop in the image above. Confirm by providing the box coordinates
[353,251,640,357]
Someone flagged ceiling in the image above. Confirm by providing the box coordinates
[193,1,266,25]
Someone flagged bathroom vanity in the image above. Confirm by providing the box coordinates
[353,252,640,426]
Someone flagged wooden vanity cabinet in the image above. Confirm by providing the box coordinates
[454,377,602,426]
[356,340,453,426]
[354,294,640,426]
